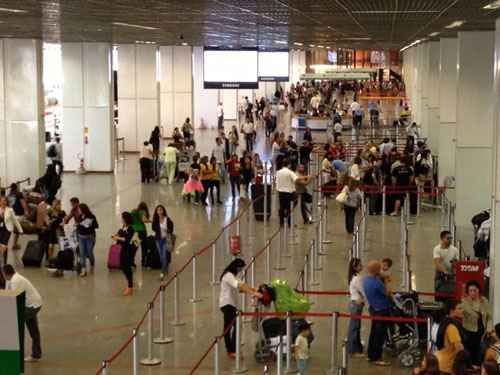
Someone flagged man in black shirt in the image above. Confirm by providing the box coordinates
[390,156,414,216]
[299,140,314,173]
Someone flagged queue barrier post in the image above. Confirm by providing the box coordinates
[232,312,248,373]
[426,317,433,353]
[382,185,387,216]
[266,240,272,283]
[341,339,348,375]
[154,284,174,344]
[282,219,292,257]
[329,312,339,374]
[101,361,107,375]
[322,196,332,244]
[315,224,323,268]
[140,303,162,366]
[264,166,268,226]
[289,204,298,246]
[417,185,421,217]
[303,254,309,291]
[285,312,298,373]
[132,329,139,375]
[250,257,256,289]
[310,240,319,286]
[190,256,202,303]
[211,242,220,285]
[170,274,186,326]
[236,218,241,237]
[277,337,283,375]
[214,336,220,375]
[275,230,286,271]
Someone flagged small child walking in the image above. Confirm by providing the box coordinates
[294,321,312,374]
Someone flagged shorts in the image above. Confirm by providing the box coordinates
[0,229,11,246]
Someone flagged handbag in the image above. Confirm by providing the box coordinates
[336,187,348,204]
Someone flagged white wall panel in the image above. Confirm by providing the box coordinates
[136,45,157,98]
[61,44,83,107]
[118,98,137,151]
[84,43,110,107]
[0,40,5,182]
[61,107,84,171]
[221,90,237,120]
[174,93,192,128]
[160,46,174,92]
[173,46,192,92]
[160,92,174,133]
[192,46,218,130]
[137,99,157,144]
[6,121,40,182]
[439,39,458,124]
[117,45,136,98]
[86,107,112,171]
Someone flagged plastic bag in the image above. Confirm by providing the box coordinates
[271,279,311,315]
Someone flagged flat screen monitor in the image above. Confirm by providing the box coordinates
[203,48,258,89]
[258,51,289,81]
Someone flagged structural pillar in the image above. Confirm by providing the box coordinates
[419,43,430,138]
[489,18,500,323]
[0,39,45,185]
[455,31,495,247]
[61,43,114,172]
[425,41,440,153]
[438,38,458,186]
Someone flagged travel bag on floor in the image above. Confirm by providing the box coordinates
[251,183,271,221]
[56,249,75,271]
[107,244,122,269]
[143,236,161,269]
[22,240,46,267]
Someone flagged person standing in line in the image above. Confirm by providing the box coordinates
[199,156,212,206]
[220,131,231,162]
[390,155,414,216]
[3,264,43,362]
[131,202,150,267]
[276,158,310,227]
[41,199,66,261]
[152,205,173,280]
[76,203,99,277]
[208,156,223,204]
[219,258,262,358]
[217,102,224,130]
[182,117,194,142]
[162,143,178,185]
[242,120,255,152]
[334,121,343,143]
[339,178,363,234]
[296,164,313,224]
[149,126,161,179]
[226,154,241,200]
[0,196,23,266]
[229,126,239,156]
[112,212,136,296]
[362,260,392,366]
[240,153,254,199]
[347,258,365,357]
[212,137,227,184]
[433,230,459,301]
[139,141,154,184]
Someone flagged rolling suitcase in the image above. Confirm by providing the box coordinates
[56,249,75,271]
[107,244,122,269]
[251,183,271,221]
[143,236,161,269]
[22,240,46,267]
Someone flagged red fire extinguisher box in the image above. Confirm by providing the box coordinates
[453,260,485,299]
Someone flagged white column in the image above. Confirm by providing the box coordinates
[490,18,500,322]
[419,43,430,138]
[455,31,495,239]
[160,46,193,134]
[61,43,114,172]
[117,44,158,152]
[425,42,440,153]
[193,47,218,129]
[438,38,458,186]
[0,39,45,185]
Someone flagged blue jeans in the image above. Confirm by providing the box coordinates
[79,234,95,271]
[156,239,170,274]
[297,359,308,374]
[218,163,226,183]
[347,301,364,354]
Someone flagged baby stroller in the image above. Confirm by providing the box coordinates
[385,291,422,367]
[253,284,314,364]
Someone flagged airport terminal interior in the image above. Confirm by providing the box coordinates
[2,1,500,375]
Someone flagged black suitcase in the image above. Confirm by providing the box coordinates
[251,183,271,221]
[56,249,75,271]
[143,236,161,269]
[22,240,46,267]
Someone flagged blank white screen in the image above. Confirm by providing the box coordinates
[204,50,258,83]
[258,51,289,79]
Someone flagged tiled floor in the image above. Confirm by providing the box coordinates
[10,112,449,375]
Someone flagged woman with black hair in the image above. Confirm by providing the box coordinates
[347,258,364,357]
[76,203,98,277]
[112,212,136,296]
[152,205,174,280]
[219,258,262,358]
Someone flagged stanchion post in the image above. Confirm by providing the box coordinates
[140,304,162,366]
[341,339,348,375]
[417,184,421,217]
[310,240,319,286]
[132,329,139,375]
[236,218,241,237]
[101,361,107,375]
[190,256,202,303]
[170,274,186,326]
[264,171,268,225]
[214,337,220,375]
[314,223,323,268]
[426,317,433,353]
[154,285,174,344]
[329,312,339,374]
[285,312,298,373]
[303,254,309,291]
[211,242,220,285]
[322,197,332,244]
[282,220,291,257]
[382,185,387,216]
[232,312,248,373]
[266,240,271,283]
[275,230,286,271]
[250,257,256,288]
[277,337,283,375]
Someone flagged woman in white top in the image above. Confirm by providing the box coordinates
[0,195,23,265]
[152,205,174,280]
[347,257,365,356]
[139,141,154,184]
[349,156,362,181]
[219,258,262,358]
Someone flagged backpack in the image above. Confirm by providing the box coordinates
[474,238,490,259]
[415,159,430,176]
[472,211,490,228]
[47,144,58,158]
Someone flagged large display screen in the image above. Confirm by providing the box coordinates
[203,48,258,89]
[258,51,289,81]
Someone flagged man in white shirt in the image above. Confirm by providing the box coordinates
[334,121,343,142]
[212,137,227,183]
[350,100,361,114]
[3,264,43,361]
[242,121,255,152]
[433,231,459,300]
[276,159,310,227]
[162,143,178,184]
[217,102,224,130]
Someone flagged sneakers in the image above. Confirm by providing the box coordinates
[160,273,165,280]
[123,288,133,296]
[24,356,41,363]
[389,211,398,216]
[79,271,87,277]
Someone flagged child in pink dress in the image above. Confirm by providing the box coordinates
[183,156,204,205]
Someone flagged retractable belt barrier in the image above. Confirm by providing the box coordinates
[0,176,31,191]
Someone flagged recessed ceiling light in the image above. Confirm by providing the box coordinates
[293,42,303,46]
[445,20,465,29]
[326,46,331,49]
[400,39,423,52]
[317,45,324,48]
[309,44,315,48]
[429,32,440,37]
[181,42,188,46]
[341,37,371,41]
[351,10,439,14]
[274,40,287,45]
[112,22,158,31]
[483,1,500,10]
[0,7,28,13]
